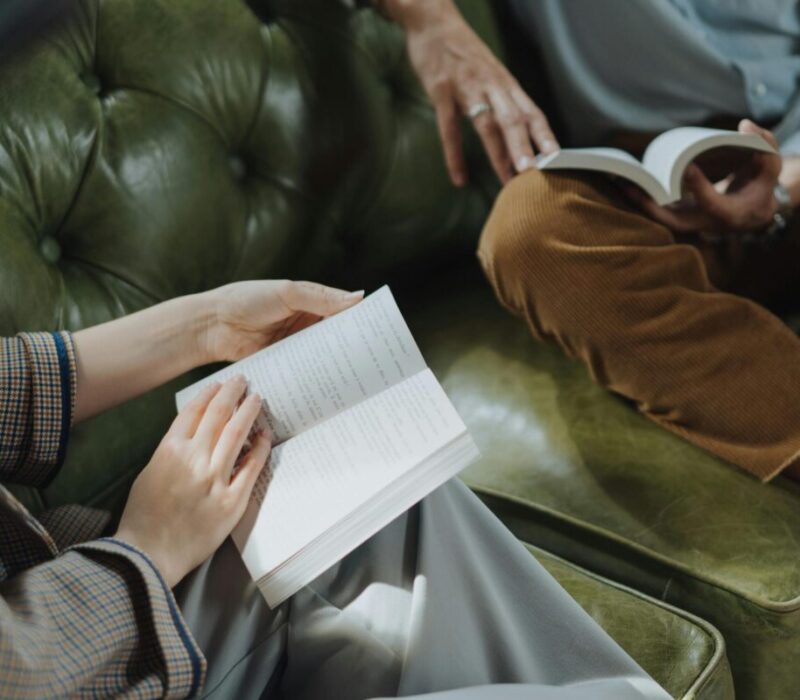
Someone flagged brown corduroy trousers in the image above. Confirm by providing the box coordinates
[478,170,800,481]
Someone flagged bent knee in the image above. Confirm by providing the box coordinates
[478,170,590,306]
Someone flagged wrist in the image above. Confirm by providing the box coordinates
[113,529,182,588]
[174,291,218,367]
[379,0,456,31]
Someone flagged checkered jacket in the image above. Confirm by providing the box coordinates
[0,332,206,698]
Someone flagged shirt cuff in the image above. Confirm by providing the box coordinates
[0,332,76,487]
[71,538,206,698]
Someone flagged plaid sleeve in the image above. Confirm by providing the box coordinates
[0,539,206,699]
[0,332,76,487]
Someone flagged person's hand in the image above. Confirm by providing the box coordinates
[199,280,364,363]
[391,0,559,186]
[625,120,781,234]
[115,377,271,587]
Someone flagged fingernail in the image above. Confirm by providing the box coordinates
[232,374,247,385]
[346,290,365,300]
[516,155,537,172]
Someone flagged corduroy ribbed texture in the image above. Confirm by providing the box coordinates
[478,169,800,481]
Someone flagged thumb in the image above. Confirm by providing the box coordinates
[739,118,779,151]
[281,281,364,317]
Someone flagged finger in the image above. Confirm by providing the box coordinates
[625,184,702,232]
[487,88,536,174]
[193,375,248,454]
[433,91,467,187]
[169,382,221,439]
[739,118,779,152]
[509,86,559,154]
[468,107,514,183]
[684,165,744,228]
[211,392,264,479]
[280,281,364,318]
[229,431,272,507]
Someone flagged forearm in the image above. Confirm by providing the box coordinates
[376,0,457,29]
[73,294,210,423]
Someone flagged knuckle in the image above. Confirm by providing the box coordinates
[430,77,451,97]
[496,111,524,129]
[196,470,216,493]
[210,401,232,420]
[229,422,248,443]
[474,117,495,136]
[159,436,181,459]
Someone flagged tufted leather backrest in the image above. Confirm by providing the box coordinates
[0,0,501,514]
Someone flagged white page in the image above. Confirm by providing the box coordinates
[538,148,668,204]
[232,369,468,583]
[175,286,427,443]
[642,127,775,201]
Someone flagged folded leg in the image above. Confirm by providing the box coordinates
[478,170,800,480]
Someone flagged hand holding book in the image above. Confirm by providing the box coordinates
[176,287,480,607]
[538,120,781,235]
[622,121,782,235]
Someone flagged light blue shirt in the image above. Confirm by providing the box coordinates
[510,0,800,153]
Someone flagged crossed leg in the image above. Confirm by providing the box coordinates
[478,170,800,481]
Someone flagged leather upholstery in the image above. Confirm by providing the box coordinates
[532,545,734,700]
[0,0,497,514]
[409,272,800,700]
[0,1,737,698]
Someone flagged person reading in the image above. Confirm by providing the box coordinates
[479,0,800,481]
[0,279,670,699]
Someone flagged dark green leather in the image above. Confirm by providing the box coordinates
[0,1,736,698]
[532,545,734,700]
[0,0,497,513]
[409,273,800,700]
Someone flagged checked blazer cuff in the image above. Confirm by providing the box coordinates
[0,332,76,488]
[73,538,207,698]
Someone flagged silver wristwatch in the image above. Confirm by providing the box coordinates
[764,182,794,240]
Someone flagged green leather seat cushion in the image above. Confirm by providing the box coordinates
[532,544,733,700]
[407,270,800,700]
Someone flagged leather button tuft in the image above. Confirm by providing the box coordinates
[228,155,247,181]
[80,73,102,96]
[39,237,61,263]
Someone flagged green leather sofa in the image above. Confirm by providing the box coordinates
[3,0,793,697]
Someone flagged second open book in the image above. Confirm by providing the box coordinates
[176,287,479,607]
[537,127,775,205]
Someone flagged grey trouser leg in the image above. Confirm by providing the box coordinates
[179,480,670,700]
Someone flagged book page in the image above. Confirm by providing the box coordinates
[642,127,773,202]
[232,369,468,582]
[175,286,426,443]
[538,148,668,204]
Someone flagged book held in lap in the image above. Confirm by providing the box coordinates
[537,127,775,205]
[176,286,480,607]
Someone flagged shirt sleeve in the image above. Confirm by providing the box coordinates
[0,332,76,487]
[0,538,206,699]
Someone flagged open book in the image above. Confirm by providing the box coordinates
[176,287,479,607]
[537,127,775,205]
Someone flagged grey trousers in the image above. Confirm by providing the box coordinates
[177,480,670,700]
